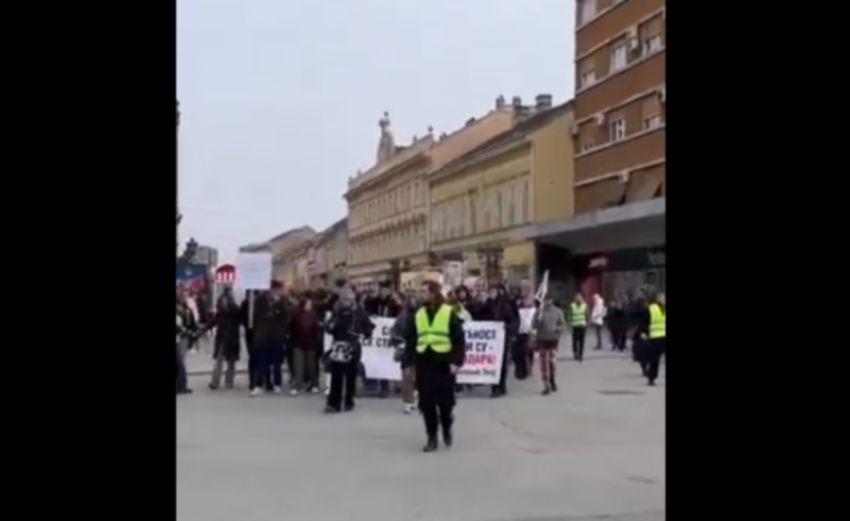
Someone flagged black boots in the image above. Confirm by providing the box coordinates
[422,437,438,453]
[442,427,453,448]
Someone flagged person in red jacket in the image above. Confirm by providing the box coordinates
[289,295,322,395]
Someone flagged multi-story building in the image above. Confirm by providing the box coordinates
[307,218,348,288]
[535,0,665,300]
[345,106,517,290]
[265,226,315,289]
[428,96,575,287]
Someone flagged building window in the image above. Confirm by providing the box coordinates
[610,43,627,72]
[578,0,596,24]
[642,95,662,131]
[520,178,529,223]
[580,70,596,89]
[644,34,662,54]
[643,115,662,130]
[610,117,626,142]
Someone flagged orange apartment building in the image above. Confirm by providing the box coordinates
[533,0,666,301]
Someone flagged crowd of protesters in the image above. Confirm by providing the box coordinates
[176,279,666,400]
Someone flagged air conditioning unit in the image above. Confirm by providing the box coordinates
[595,112,606,126]
[627,27,638,40]
[570,122,579,136]
[617,170,630,183]
[629,38,640,52]
[659,86,666,103]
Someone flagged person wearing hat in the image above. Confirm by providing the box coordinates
[402,281,466,452]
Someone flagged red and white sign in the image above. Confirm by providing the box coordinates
[215,264,236,284]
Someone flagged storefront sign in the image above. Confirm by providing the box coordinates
[585,247,665,272]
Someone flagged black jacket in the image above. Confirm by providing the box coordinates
[253,293,291,348]
[402,304,466,367]
[213,301,242,362]
[326,301,375,363]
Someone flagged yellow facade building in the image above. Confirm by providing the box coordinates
[427,96,575,286]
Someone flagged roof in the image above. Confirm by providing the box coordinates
[314,218,348,246]
[431,100,573,179]
[267,225,315,244]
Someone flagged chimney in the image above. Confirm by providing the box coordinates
[495,95,506,110]
[535,93,553,112]
[511,96,522,109]
[465,117,477,127]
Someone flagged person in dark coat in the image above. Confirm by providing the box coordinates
[208,288,241,390]
[365,281,399,397]
[402,281,466,452]
[290,295,322,395]
[488,284,519,398]
[606,295,628,352]
[324,289,375,413]
[629,294,651,376]
[250,281,292,396]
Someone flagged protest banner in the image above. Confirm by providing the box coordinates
[323,317,505,385]
[235,252,273,290]
[456,321,505,385]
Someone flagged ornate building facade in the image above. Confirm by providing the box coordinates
[345,105,518,289]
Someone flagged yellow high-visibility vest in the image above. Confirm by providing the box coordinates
[649,303,666,339]
[570,302,588,327]
[415,304,453,354]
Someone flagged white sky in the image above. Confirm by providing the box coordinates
[178,0,575,263]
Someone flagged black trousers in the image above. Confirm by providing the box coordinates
[610,326,627,351]
[327,361,357,410]
[491,337,510,394]
[513,334,530,380]
[572,327,586,361]
[644,338,665,383]
[176,342,188,392]
[416,360,455,439]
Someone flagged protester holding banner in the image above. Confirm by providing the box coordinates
[402,281,466,452]
[208,289,241,390]
[251,281,291,397]
[324,289,375,413]
[240,291,261,393]
[532,296,567,395]
[363,282,400,398]
[391,294,419,414]
[489,284,519,398]
[515,281,537,380]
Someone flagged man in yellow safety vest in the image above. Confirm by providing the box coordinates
[402,280,466,452]
[568,293,589,362]
[642,290,666,386]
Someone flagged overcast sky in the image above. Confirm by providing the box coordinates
[178,0,575,263]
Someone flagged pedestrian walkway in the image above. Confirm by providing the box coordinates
[178,353,664,521]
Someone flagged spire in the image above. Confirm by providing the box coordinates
[376,111,395,164]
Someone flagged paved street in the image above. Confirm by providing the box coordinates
[178,349,665,521]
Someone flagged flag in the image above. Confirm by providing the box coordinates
[534,270,549,302]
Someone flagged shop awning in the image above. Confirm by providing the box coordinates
[529,198,665,255]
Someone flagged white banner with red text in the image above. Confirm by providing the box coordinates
[323,317,505,385]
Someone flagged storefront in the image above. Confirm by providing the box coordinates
[574,246,665,302]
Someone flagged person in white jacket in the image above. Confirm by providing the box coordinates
[591,294,607,350]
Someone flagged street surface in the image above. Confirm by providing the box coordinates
[178,347,665,521]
